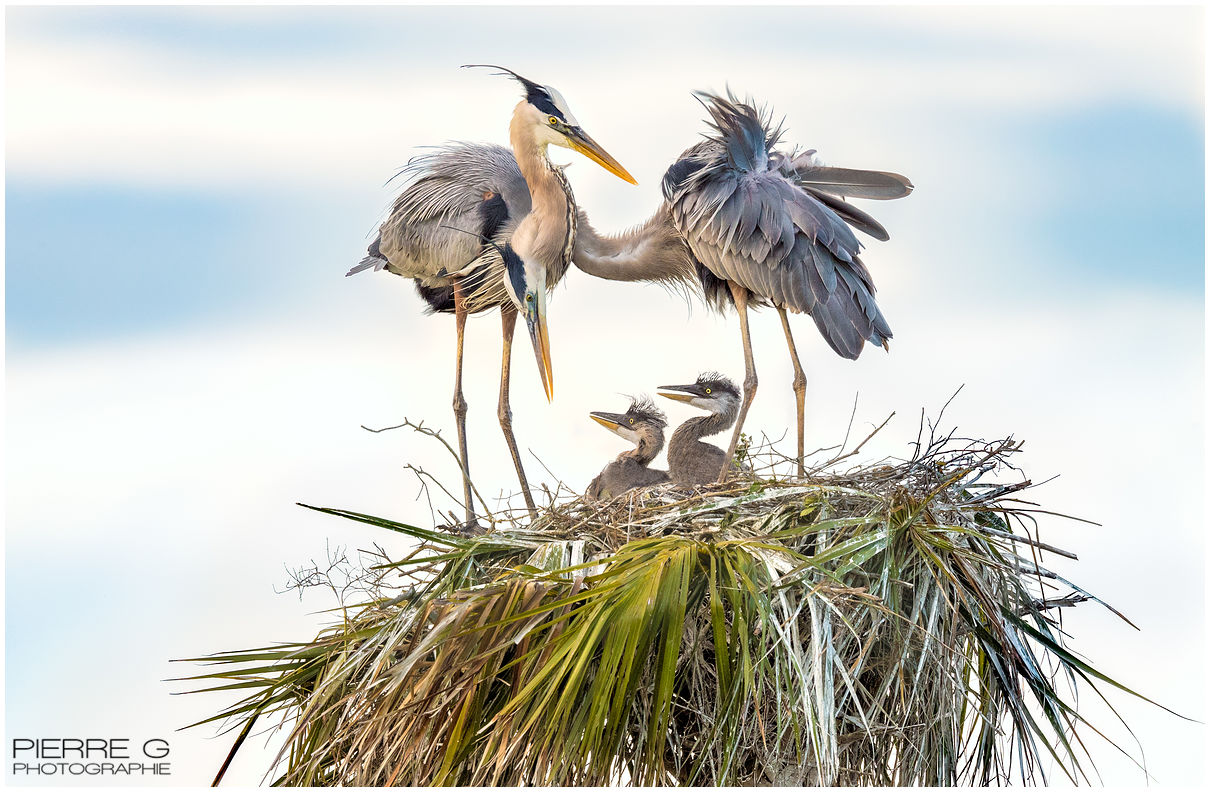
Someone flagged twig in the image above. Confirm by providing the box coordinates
[819,411,896,469]
[407,466,439,525]
[976,525,1078,560]
[362,418,495,522]
[935,384,964,428]
[837,391,860,456]
[404,464,467,517]
[1018,594,1091,618]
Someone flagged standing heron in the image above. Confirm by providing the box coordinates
[658,373,741,487]
[348,66,636,526]
[585,396,670,501]
[574,92,912,480]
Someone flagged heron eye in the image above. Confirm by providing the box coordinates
[705,388,712,394]
[629,418,634,424]
[548,116,559,126]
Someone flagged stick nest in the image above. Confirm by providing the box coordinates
[184,423,1153,787]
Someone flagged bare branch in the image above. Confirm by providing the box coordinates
[362,417,496,523]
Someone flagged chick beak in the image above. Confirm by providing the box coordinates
[524,288,553,402]
[566,126,638,185]
[657,385,699,403]
[589,411,623,431]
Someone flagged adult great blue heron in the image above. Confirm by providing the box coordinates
[585,396,670,501]
[575,93,913,480]
[348,66,636,525]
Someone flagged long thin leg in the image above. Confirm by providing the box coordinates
[719,282,758,483]
[777,307,808,478]
[451,279,476,527]
[498,305,538,518]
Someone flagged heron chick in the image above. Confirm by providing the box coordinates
[585,396,670,501]
[659,373,742,487]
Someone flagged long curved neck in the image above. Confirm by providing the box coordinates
[573,204,697,286]
[618,430,663,466]
[669,405,737,452]
[510,107,574,273]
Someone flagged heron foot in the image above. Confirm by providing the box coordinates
[440,514,487,537]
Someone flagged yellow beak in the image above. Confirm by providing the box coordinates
[567,128,638,185]
[590,413,621,431]
[657,391,694,403]
[527,306,554,402]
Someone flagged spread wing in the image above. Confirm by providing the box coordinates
[663,93,911,360]
[349,142,532,313]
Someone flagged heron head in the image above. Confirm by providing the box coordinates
[657,372,741,414]
[590,396,668,447]
[464,64,637,185]
[499,242,553,401]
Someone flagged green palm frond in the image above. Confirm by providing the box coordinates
[179,435,1177,786]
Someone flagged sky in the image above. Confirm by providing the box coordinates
[4,4,1206,787]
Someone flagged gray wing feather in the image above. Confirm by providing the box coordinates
[804,188,891,242]
[351,143,530,286]
[786,160,914,201]
[810,244,838,297]
[665,101,905,359]
[347,256,389,276]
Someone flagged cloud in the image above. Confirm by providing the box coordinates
[5,6,1201,194]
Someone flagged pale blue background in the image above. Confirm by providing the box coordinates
[6,5,1205,786]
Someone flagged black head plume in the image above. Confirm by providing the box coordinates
[463,64,569,123]
[624,395,668,429]
[695,371,741,399]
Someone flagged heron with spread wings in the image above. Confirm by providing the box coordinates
[348,66,636,526]
[574,93,912,479]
